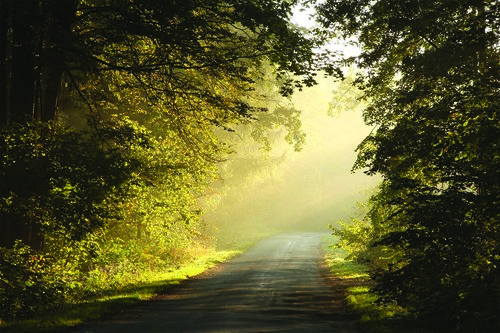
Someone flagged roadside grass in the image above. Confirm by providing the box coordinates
[323,236,438,333]
[0,249,241,333]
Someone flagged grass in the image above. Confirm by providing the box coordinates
[322,236,439,333]
[323,235,370,280]
[0,249,241,333]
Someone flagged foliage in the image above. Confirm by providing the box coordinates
[0,241,66,320]
[331,218,375,261]
[324,240,370,280]
[2,0,332,126]
[0,248,241,332]
[324,237,439,333]
[0,119,149,320]
[0,0,331,321]
[331,185,404,271]
[0,120,146,242]
[2,0,327,246]
[317,0,500,331]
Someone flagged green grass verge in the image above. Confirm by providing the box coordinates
[323,236,439,333]
[323,235,370,280]
[0,249,240,333]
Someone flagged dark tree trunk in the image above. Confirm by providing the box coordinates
[0,214,44,250]
[9,0,38,124]
[40,0,78,121]
[0,0,79,249]
[41,66,64,121]
[0,0,10,126]
[0,1,39,249]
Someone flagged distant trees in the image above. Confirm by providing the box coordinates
[318,0,500,330]
[201,62,307,242]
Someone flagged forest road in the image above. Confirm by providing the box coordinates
[74,232,358,333]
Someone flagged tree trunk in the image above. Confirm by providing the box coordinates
[40,0,78,121]
[0,0,79,249]
[0,0,10,126]
[0,213,43,250]
[9,0,38,124]
[41,66,64,122]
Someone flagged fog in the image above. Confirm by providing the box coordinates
[203,77,381,244]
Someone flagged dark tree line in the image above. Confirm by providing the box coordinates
[318,0,500,330]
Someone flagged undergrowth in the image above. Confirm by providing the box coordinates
[0,249,240,333]
[323,236,440,333]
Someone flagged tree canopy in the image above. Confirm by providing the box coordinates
[0,0,331,247]
[1,0,326,126]
[318,0,500,330]
[0,0,334,320]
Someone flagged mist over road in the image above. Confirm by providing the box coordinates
[75,233,358,333]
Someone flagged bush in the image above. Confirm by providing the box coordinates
[0,241,66,321]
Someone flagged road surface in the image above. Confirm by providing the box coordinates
[74,232,358,332]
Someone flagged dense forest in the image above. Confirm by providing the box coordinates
[0,0,334,321]
[1,0,499,332]
[323,0,500,331]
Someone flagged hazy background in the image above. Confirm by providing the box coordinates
[283,79,379,230]
[203,76,381,245]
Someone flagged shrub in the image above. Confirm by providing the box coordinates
[0,241,66,320]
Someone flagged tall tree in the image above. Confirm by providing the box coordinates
[0,0,329,248]
[317,0,500,330]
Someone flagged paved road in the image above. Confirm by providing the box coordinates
[75,232,358,333]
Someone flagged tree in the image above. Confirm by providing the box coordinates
[1,1,335,319]
[0,0,329,248]
[1,0,323,126]
[317,0,500,330]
